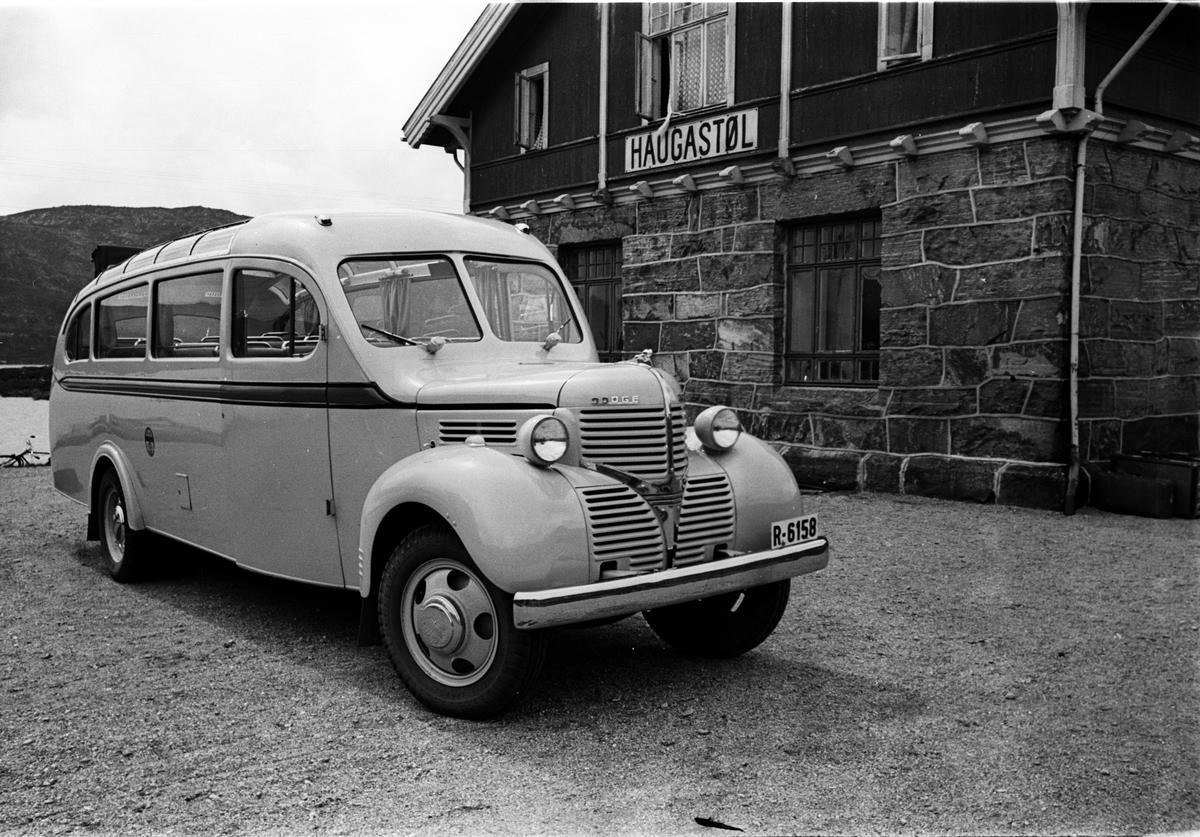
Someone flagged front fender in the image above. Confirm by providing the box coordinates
[703,433,805,552]
[90,442,147,531]
[358,445,590,597]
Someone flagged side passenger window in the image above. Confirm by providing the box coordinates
[64,303,92,362]
[233,269,321,358]
[153,273,222,358]
[96,286,148,359]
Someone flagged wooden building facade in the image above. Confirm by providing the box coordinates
[404,2,1200,510]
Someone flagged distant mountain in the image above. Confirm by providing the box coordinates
[0,205,248,365]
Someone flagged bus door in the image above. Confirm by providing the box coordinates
[223,263,343,586]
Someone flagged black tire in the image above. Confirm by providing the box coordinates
[377,524,547,720]
[97,469,151,583]
[643,580,791,658]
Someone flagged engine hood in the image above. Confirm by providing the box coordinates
[413,359,677,409]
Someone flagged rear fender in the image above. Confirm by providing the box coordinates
[358,445,590,597]
[89,443,147,533]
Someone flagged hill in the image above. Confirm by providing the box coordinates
[0,205,248,366]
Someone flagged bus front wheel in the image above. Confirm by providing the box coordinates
[378,523,546,719]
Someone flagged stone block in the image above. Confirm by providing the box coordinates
[1025,137,1074,180]
[1077,379,1115,419]
[929,301,1016,347]
[637,194,698,234]
[1081,419,1122,463]
[1109,301,1164,341]
[716,318,774,352]
[623,293,674,321]
[700,188,760,229]
[1165,300,1200,337]
[623,234,673,265]
[1121,414,1200,456]
[955,257,1069,301]
[813,415,887,451]
[1167,338,1200,376]
[1086,218,1180,261]
[902,455,998,503]
[888,416,949,454]
[879,347,944,387]
[862,452,904,494]
[880,306,928,347]
[624,259,701,294]
[1143,263,1199,301]
[724,285,779,317]
[979,379,1030,414]
[925,221,1033,266]
[886,192,975,231]
[746,410,813,445]
[945,348,991,386]
[1149,375,1200,415]
[778,446,863,491]
[978,143,1031,186]
[1113,379,1150,419]
[881,232,925,268]
[887,387,977,417]
[973,180,1073,222]
[896,149,979,199]
[725,222,777,253]
[1024,380,1067,419]
[997,463,1066,510]
[1082,340,1161,379]
[689,350,725,380]
[671,230,724,259]
[654,352,689,383]
[661,320,716,352]
[675,293,722,320]
[552,206,637,244]
[623,321,661,354]
[1080,298,1109,339]
[683,378,757,410]
[755,386,887,418]
[1091,183,1192,229]
[1033,214,1072,257]
[991,341,1066,379]
[881,264,957,307]
[722,351,776,384]
[1013,298,1068,341]
[1081,257,1140,298]
[761,164,895,220]
[699,252,776,291]
[949,416,1064,461]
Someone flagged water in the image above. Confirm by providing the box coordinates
[0,397,51,456]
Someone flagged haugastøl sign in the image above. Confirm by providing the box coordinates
[625,109,758,174]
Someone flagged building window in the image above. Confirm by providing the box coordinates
[785,217,882,387]
[877,2,933,71]
[514,63,548,152]
[562,243,623,363]
[636,2,732,121]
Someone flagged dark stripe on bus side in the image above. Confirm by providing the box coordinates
[56,376,556,411]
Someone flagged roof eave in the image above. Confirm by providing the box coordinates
[402,3,522,149]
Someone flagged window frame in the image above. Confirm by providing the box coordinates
[784,215,882,388]
[561,242,624,363]
[151,271,224,361]
[636,2,735,122]
[877,1,934,71]
[514,62,549,153]
[231,268,325,361]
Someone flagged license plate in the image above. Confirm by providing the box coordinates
[771,514,819,550]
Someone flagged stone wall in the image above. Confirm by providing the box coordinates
[1079,144,1200,463]
[521,136,1200,511]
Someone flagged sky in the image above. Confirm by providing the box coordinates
[0,2,491,218]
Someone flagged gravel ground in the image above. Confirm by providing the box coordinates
[1,466,1198,836]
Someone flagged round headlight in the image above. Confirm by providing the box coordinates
[694,405,741,452]
[520,416,569,466]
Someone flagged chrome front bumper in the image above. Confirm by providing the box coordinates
[512,538,830,630]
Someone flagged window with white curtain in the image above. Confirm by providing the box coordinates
[878,2,934,70]
[636,2,733,121]
[514,63,548,152]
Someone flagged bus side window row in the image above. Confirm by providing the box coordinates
[67,270,320,361]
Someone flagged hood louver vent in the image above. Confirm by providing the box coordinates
[438,420,518,445]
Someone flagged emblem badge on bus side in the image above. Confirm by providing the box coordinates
[144,427,155,457]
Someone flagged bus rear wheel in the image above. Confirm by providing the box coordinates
[643,580,791,658]
[378,524,546,719]
[97,469,150,583]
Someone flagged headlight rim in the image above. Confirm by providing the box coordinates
[694,405,742,452]
[518,415,570,467]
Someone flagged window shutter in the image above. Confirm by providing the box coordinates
[513,73,523,147]
[634,32,655,120]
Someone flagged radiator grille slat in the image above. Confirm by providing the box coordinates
[579,485,665,571]
[674,472,735,568]
[579,406,686,483]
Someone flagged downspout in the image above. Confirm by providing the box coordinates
[1063,1,1175,514]
[778,3,793,161]
[598,3,610,191]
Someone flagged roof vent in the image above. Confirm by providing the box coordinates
[316,215,333,227]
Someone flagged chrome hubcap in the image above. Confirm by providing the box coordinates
[105,489,126,560]
[403,560,497,687]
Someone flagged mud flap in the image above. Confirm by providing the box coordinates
[357,590,381,646]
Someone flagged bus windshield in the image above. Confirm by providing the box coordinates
[338,257,482,347]
[462,258,581,344]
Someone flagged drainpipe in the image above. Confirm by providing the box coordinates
[778,3,793,162]
[1063,1,1175,514]
[598,3,610,192]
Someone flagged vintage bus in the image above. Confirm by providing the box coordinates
[49,210,829,719]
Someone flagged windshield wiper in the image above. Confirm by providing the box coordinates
[361,323,419,346]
